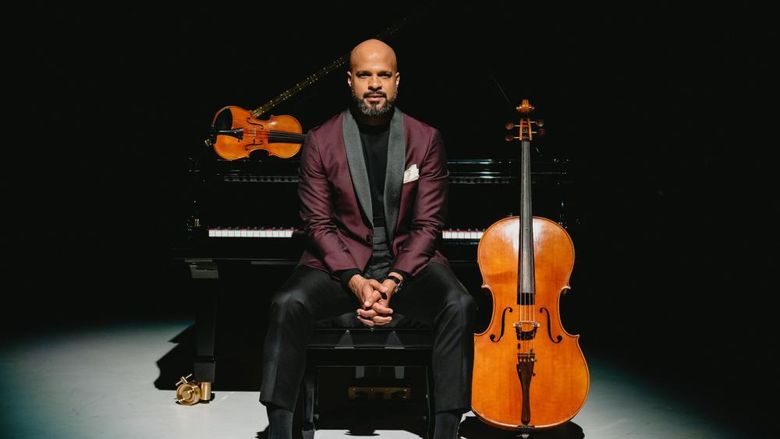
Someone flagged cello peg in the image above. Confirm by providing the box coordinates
[505,121,517,130]
[505,134,518,142]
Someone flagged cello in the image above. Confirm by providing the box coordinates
[472,100,589,432]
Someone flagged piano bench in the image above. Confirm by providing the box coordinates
[300,325,435,439]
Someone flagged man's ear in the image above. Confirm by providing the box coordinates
[347,71,353,87]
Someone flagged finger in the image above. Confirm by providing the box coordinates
[371,302,393,315]
[373,290,387,302]
[368,279,389,292]
[357,308,377,319]
[362,286,376,308]
[357,316,375,327]
[372,315,393,325]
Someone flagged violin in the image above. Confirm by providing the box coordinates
[204,16,416,161]
[471,100,589,431]
[207,106,304,161]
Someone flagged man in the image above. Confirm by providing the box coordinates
[260,39,475,439]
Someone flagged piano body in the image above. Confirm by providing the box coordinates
[171,150,575,400]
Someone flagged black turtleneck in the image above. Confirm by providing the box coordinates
[358,121,390,227]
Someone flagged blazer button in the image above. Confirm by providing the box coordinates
[366,233,372,242]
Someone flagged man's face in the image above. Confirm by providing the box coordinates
[348,51,400,117]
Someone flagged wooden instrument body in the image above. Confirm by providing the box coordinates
[210,105,303,160]
[472,215,588,429]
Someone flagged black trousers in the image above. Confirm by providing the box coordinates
[259,262,476,413]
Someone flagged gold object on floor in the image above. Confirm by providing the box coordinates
[175,374,202,405]
[199,381,212,401]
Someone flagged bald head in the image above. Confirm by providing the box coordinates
[350,39,397,71]
[347,39,400,121]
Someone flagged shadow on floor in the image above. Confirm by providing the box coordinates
[250,414,583,439]
[154,324,196,390]
[459,417,584,439]
[153,312,267,392]
[312,388,429,437]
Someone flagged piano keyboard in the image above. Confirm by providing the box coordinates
[207,228,484,240]
[208,228,298,238]
[441,230,484,240]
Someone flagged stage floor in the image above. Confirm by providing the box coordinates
[0,319,767,438]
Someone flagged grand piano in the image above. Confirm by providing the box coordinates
[171,146,575,402]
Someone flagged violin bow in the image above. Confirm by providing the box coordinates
[250,11,422,119]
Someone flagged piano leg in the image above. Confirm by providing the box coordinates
[187,259,219,402]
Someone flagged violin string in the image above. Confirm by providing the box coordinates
[244,130,304,137]
[242,132,306,141]
[267,136,305,141]
[242,129,303,134]
[251,132,303,136]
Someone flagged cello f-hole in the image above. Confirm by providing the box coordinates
[490,307,513,342]
[539,307,562,343]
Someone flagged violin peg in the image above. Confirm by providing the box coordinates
[505,121,516,130]
[505,134,517,142]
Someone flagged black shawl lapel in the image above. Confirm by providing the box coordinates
[342,110,373,226]
[384,109,405,243]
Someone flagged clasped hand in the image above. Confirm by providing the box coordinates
[349,275,396,327]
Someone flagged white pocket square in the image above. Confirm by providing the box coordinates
[402,164,419,184]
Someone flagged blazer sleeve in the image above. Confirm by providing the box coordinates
[391,129,448,276]
[298,132,360,272]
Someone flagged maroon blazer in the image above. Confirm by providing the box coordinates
[297,108,449,278]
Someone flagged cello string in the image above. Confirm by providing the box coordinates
[526,122,535,355]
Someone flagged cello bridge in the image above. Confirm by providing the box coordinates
[513,320,539,341]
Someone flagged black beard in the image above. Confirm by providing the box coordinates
[351,90,397,117]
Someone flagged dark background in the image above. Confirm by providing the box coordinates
[5,1,778,434]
